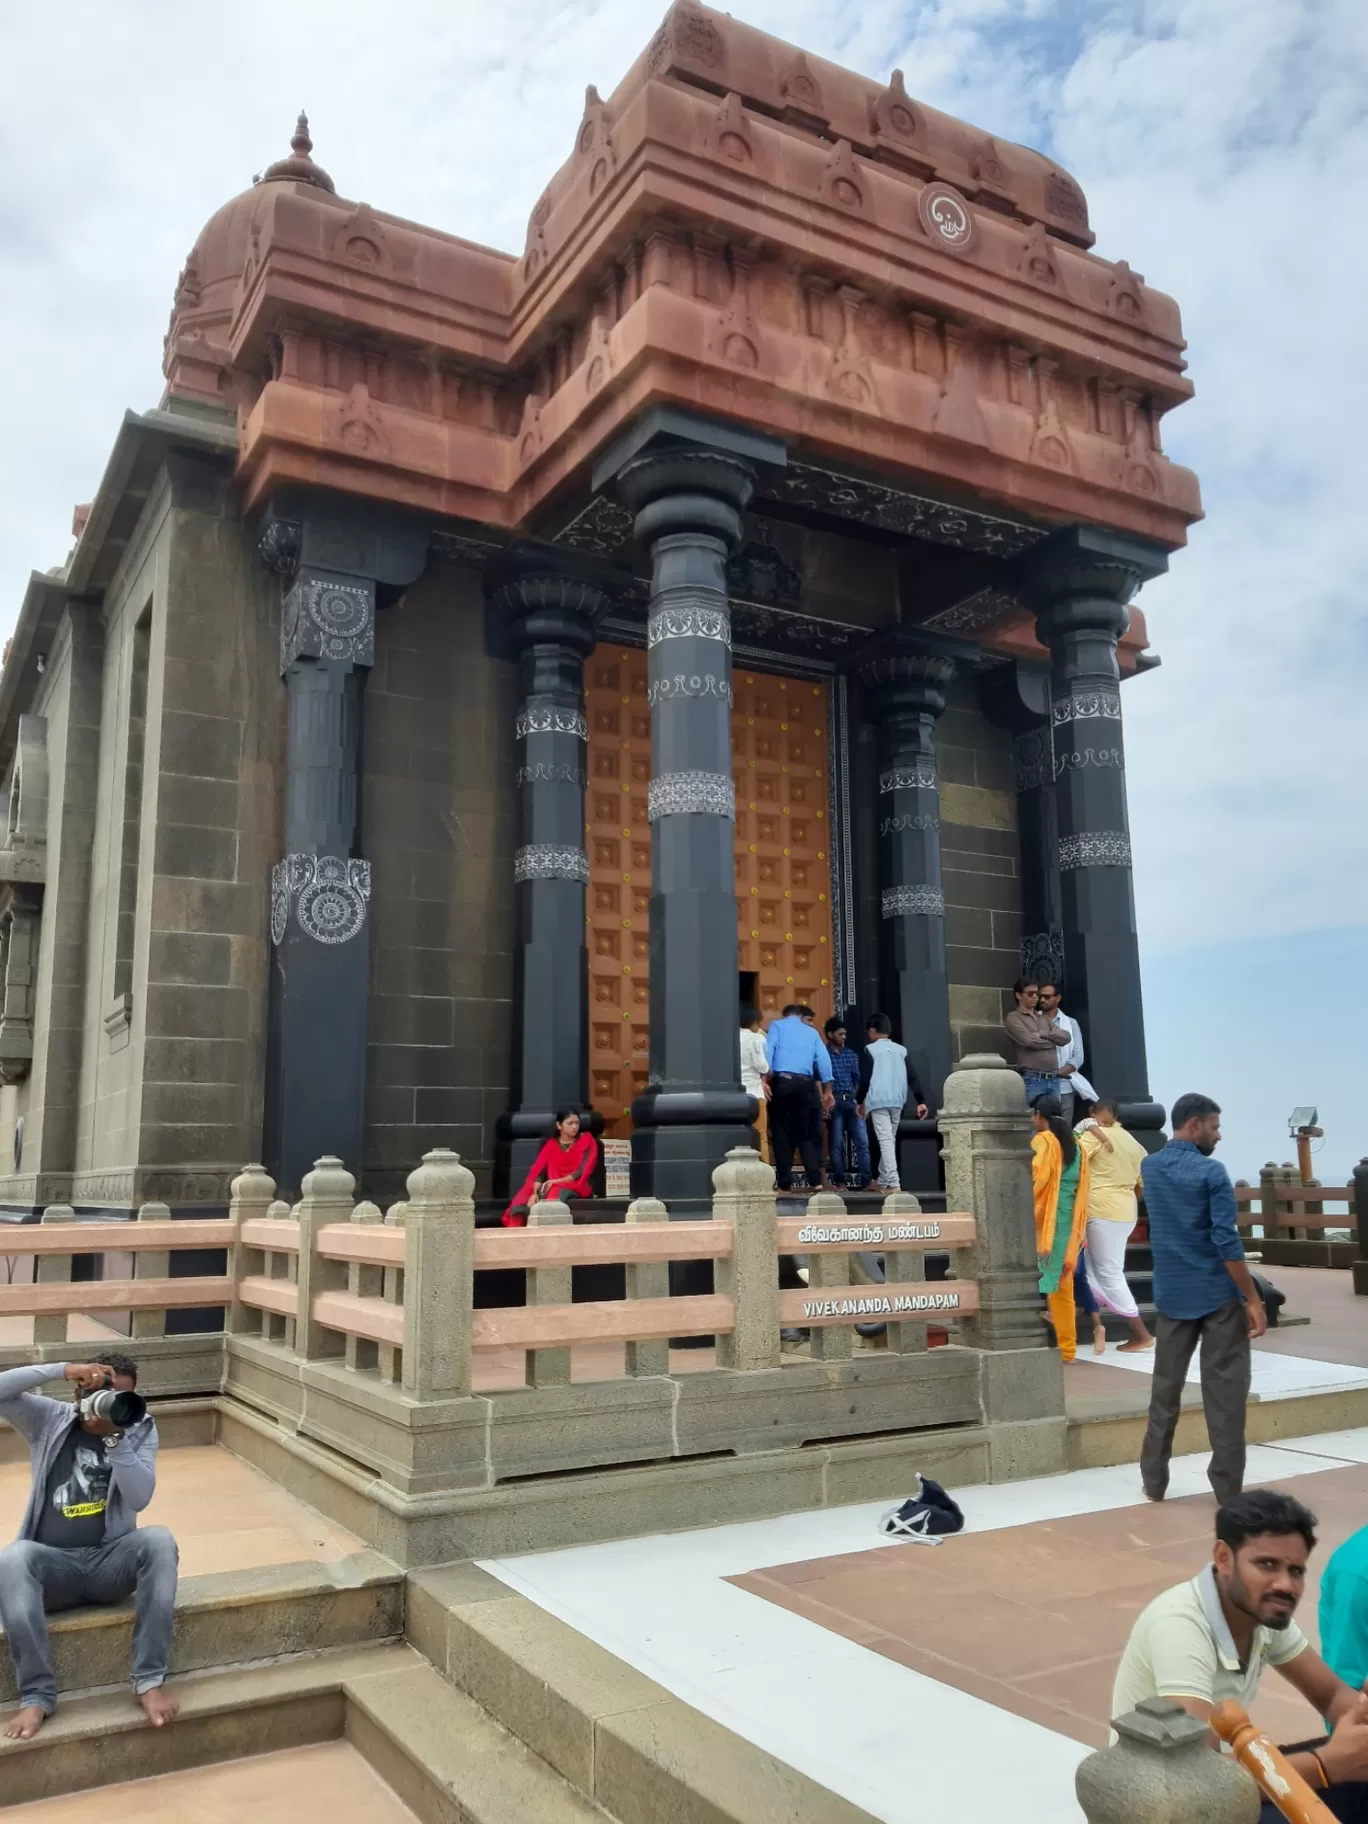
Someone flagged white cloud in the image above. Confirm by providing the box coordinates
[3,0,1365,966]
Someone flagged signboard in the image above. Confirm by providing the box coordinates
[603,1138,632,1200]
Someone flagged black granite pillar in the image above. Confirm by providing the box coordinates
[260,509,427,1197]
[1017,526,1167,1141]
[858,637,956,1191]
[488,558,607,1193]
[612,449,758,1214]
[981,662,1064,987]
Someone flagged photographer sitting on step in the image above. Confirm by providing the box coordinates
[0,1354,178,1740]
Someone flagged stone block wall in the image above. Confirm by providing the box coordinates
[935,675,1022,1063]
[361,557,517,1201]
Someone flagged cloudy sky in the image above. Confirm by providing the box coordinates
[2,0,1364,1180]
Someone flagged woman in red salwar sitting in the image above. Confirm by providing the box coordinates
[502,1109,598,1227]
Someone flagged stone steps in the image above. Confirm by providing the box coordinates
[407,1559,875,1824]
[0,1550,403,1706]
[0,1641,612,1822]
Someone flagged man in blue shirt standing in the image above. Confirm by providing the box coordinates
[764,1004,833,1194]
[1140,1093,1267,1505]
[823,1017,870,1190]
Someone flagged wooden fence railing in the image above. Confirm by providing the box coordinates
[1233,1163,1366,1268]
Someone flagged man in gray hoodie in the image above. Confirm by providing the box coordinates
[0,1355,178,1739]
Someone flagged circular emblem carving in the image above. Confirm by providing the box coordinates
[311,586,369,641]
[918,183,976,255]
[297,876,367,945]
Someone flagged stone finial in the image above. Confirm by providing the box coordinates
[712,1144,776,1198]
[261,111,336,194]
[940,1052,1029,1119]
[300,1155,355,1203]
[1076,1697,1259,1824]
[230,1163,276,1208]
[406,1147,476,1208]
[137,1201,172,1222]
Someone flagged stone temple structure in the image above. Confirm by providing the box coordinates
[0,1,1199,1222]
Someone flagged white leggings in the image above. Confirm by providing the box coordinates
[1084,1218,1140,1318]
[870,1108,900,1188]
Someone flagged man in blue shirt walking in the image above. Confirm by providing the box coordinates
[764,1004,833,1193]
[1140,1093,1267,1505]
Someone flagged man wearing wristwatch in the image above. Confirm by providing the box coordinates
[1112,1490,1368,1822]
[0,1354,179,1741]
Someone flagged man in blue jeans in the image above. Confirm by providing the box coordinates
[823,1018,870,1189]
[0,1354,179,1740]
[1140,1094,1267,1504]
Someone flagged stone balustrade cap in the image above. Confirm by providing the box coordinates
[941,1052,1029,1116]
[1114,1697,1212,1749]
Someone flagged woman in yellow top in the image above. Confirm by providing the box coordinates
[1077,1098,1154,1351]
[1031,1096,1090,1363]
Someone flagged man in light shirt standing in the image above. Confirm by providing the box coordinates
[1037,980,1084,1127]
[1078,1098,1153,1352]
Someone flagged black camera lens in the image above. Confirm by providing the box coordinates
[86,1388,147,1427]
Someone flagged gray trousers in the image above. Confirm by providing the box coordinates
[0,1527,178,1714]
[1140,1298,1250,1502]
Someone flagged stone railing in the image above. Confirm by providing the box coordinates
[1,1058,1070,1518]
[1232,1161,1366,1275]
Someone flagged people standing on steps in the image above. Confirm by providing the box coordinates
[764,1003,833,1195]
[798,1007,832,1187]
[823,1017,870,1190]
[0,1354,179,1742]
[1036,979,1085,1127]
[1140,1092,1266,1505]
[739,1004,770,1162]
[1004,978,1073,1109]
[1078,1097,1154,1352]
[1031,1096,1090,1364]
[857,1013,927,1196]
[503,1108,599,1226]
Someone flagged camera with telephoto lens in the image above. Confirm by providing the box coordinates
[78,1375,146,1428]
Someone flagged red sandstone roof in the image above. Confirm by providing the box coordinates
[161,2,1200,552]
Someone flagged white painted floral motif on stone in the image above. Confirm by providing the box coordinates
[647,771,736,822]
[646,674,733,705]
[271,854,372,945]
[280,579,374,672]
[513,844,590,884]
[1058,832,1132,869]
[516,706,588,741]
[878,762,938,794]
[1051,689,1121,725]
[881,885,945,917]
[647,600,731,647]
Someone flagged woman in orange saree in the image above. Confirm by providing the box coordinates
[1031,1095,1091,1363]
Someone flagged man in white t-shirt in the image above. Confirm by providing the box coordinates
[738,1005,770,1161]
[1113,1490,1368,1820]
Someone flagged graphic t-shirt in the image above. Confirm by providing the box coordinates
[34,1422,112,1548]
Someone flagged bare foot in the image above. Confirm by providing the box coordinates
[1093,1323,1107,1356]
[1118,1338,1155,1353]
[3,1705,47,1741]
[137,1687,179,1728]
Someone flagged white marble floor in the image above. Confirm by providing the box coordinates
[1076,1341,1368,1399]
[480,1427,1368,1824]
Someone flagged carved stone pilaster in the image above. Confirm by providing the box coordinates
[857,634,958,1188]
[260,508,428,1196]
[487,553,608,1193]
[1016,525,1167,1140]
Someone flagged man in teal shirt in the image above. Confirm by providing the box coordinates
[1322,1525,1368,1693]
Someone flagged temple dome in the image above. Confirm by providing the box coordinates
[163,114,337,406]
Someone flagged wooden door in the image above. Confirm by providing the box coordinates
[585,646,834,1137]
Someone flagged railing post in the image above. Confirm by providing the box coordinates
[624,1196,669,1377]
[1257,1161,1278,1249]
[34,1205,74,1348]
[1353,1157,1368,1297]
[345,1201,384,1372]
[377,1199,408,1382]
[526,1198,573,1388]
[803,1191,852,1362]
[939,1055,1041,1351]
[131,1202,173,1341]
[712,1146,780,1371]
[402,1149,474,1401]
[295,1156,354,1361]
[883,1192,927,1355]
[227,1165,276,1339]
[1075,1697,1258,1824]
